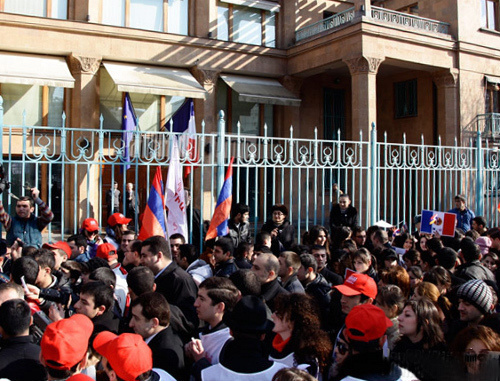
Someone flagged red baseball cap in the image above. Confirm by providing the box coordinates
[108,213,132,227]
[41,314,93,370]
[81,218,99,232]
[334,273,377,299]
[345,304,393,342]
[42,241,72,258]
[67,375,95,381]
[93,332,153,381]
[96,243,118,261]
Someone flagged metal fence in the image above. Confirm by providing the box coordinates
[1,97,499,247]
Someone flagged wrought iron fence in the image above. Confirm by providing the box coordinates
[0,96,498,248]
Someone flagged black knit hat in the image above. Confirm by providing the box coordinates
[223,295,273,333]
[457,279,493,315]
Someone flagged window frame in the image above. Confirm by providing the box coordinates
[99,0,189,35]
[0,0,68,19]
[0,83,68,127]
[486,83,500,114]
[217,1,277,47]
[482,0,500,31]
[394,79,418,119]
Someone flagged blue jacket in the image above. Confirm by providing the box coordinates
[447,207,475,232]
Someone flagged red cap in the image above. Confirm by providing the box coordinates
[93,332,152,381]
[67,375,95,381]
[96,243,118,261]
[81,218,99,232]
[345,304,393,342]
[108,213,132,227]
[42,241,72,258]
[41,314,93,370]
[334,273,377,299]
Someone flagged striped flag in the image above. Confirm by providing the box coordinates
[165,138,188,240]
[205,158,234,241]
[138,167,167,240]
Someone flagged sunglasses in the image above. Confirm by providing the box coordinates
[337,341,350,356]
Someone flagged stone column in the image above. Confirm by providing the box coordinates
[67,55,102,230]
[432,69,459,146]
[343,55,383,225]
[343,56,383,138]
[68,54,101,128]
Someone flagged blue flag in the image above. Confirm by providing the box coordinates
[122,93,136,171]
[165,98,192,132]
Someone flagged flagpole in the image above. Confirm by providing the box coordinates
[216,110,226,194]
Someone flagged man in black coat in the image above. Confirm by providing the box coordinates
[0,299,47,381]
[251,253,289,311]
[329,194,359,231]
[261,204,295,255]
[129,292,185,380]
[228,203,252,248]
[140,235,199,328]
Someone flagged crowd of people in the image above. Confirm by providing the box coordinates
[0,188,499,381]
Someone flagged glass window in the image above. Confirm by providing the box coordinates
[1,84,42,126]
[265,11,276,48]
[232,89,260,134]
[217,5,229,41]
[482,0,499,30]
[488,0,497,29]
[168,0,188,35]
[51,0,67,19]
[4,0,46,17]
[102,0,125,26]
[217,79,274,135]
[48,87,64,127]
[394,79,418,118]
[233,5,262,45]
[130,0,163,32]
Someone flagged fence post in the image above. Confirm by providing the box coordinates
[217,110,226,194]
[369,122,378,226]
[476,129,484,217]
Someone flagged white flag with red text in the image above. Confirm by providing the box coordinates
[165,138,188,240]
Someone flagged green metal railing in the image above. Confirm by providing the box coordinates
[1,95,498,247]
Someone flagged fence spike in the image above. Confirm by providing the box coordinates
[201,119,206,134]
[99,114,104,129]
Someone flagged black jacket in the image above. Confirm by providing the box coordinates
[228,220,251,248]
[260,278,289,312]
[261,220,295,255]
[0,336,47,381]
[155,261,199,328]
[148,326,185,381]
[93,307,120,334]
[282,274,305,293]
[214,258,239,278]
[329,204,359,231]
[455,260,496,282]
